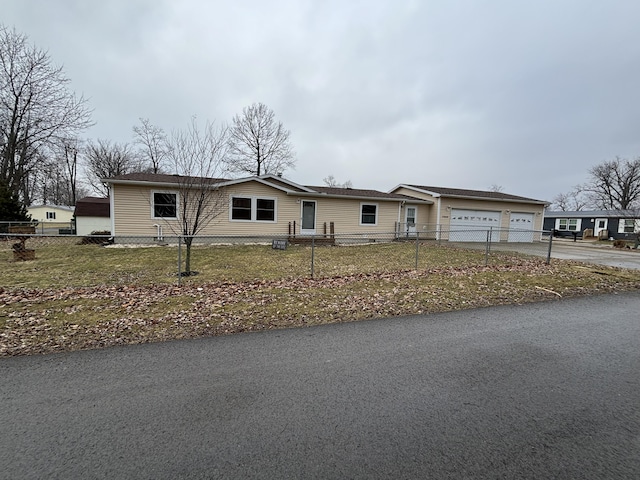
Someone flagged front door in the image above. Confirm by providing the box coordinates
[405,206,417,236]
[301,200,316,234]
[594,218,608,237]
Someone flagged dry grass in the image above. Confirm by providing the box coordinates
[0,240,488,288]
[2,240,640,356]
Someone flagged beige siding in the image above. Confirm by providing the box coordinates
[440,198,544,232]
[392,188,439,230]
[112,181,404,237]
[391,186,545,233]
[27,206,74,224]
[311,197,400,234]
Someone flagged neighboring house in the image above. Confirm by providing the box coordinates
[75,197,111,236]
[104,173,430,240]
[389,185,548,242]
[27,205,74,224]
[543,210,640,240]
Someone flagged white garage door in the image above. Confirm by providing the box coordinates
[450,209,501,242]
[508,212,535,242]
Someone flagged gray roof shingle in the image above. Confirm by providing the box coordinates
[406,185,546,203]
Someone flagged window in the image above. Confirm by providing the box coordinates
[618,219,640,234]
[230,196,277,222]
[256,199,275,221]
[152,192,177,218]
[360,203,378,225]
[46,211,56,220]
[231,197,252,220]
[556,218,580,231]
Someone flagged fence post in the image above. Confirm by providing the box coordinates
[546,232,553,265]
[311,235,315,278]
[484,228,491,266]
[415,231,420,269]
[177,236,182,285]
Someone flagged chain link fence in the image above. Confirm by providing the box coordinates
[0,229,553,287]
[0,220,76,235]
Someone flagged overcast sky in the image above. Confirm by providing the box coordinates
[4,0,640,201]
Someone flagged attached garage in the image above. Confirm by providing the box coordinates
[450,209,501,242]
[508,212,535,242]
[389,184,548,244]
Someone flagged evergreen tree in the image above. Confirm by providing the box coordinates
[0,180,30,221]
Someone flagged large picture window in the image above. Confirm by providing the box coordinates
[152,192,177,218]
[230,196,277,222]
[360,203,378,225]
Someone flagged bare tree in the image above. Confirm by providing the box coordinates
[550,184,591,211]
[84,139,139,196]
[489,184,504,193]
[585,156,640,210]
[0,25,92,204]
[226,102,295,177]
[35,156,65,205]
[133,118,168,174]
[323,175,353,188]
[59,138,83,204]
[164,118,230,275]
[26,138,84,206]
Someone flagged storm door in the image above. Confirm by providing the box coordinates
[301,200,316,234]
[405,206,417,236]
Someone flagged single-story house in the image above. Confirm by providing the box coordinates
[75,197,111,236]
[27,204,74,224]
[104,173,431,241]
[104,173,549,244]
[543,210,640,240]
[389,185,548,242]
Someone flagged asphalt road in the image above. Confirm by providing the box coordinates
[549,240,640,270]
[1,293,639,479]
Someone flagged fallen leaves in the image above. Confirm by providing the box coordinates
[1,258,640,357]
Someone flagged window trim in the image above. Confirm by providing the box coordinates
[555,218,581,231]
[618,218,640,234]
[151,190,179,220]
[229,195,278,223]
[256,198,276,222]
[360,202,378,226]
[230,196,253,222]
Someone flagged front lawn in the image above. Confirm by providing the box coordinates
[2,241,639,356]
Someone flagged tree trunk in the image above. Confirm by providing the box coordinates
[184,237,193,274]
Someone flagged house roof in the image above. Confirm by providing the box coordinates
[104,173,431,203]
[394,184,547,205]
[106,173,230,186]
[544,210,637,218]
[27,204,75,211]
[75,197,110,217]
[306,186,432,203]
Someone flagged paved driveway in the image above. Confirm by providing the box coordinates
[2,293,639,479]
[550,240,640,269]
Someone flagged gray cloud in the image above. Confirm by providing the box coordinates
[4,0,640,202]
